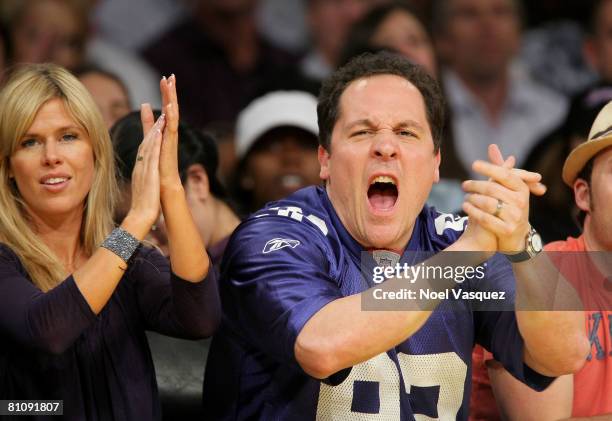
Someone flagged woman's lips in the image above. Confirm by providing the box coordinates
[40,177,70,192]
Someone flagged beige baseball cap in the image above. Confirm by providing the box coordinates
[562,100,612,186]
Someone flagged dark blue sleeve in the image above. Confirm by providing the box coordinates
[128,247,220,339]
[221,217,343,369]
[0,245,97,355]
[474,254,555,391]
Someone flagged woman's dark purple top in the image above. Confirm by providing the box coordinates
[0,244,220,420]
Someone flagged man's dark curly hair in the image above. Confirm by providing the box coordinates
[317,51,445,152]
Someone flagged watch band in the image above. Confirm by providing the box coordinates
[504,227,542,263]
[505,248,533,263]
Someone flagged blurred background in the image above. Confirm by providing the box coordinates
[0,0,604,223]
[1,0,609,418]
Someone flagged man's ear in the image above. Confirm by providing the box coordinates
[433,149,441,184]
[318,145,330,181]
[574,178,591,212]
[186,164,210,201]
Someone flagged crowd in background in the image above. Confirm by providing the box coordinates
[0,0,610,419]
[0,0,607,230]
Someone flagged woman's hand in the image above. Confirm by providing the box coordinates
[159,74,182,190]
[123,104,165,239]
[153,74,210,281]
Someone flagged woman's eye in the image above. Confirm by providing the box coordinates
[62,133,78,141]
[20,138,38,148]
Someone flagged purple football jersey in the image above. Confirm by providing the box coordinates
[203,186,552,420]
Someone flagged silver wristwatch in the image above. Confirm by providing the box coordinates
[504,226,543,263]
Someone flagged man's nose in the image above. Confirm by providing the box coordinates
[372,131,398,160]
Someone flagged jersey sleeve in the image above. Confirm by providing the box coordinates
[220,216,343,370]
[473,253,556,391]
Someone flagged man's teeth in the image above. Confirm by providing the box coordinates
[44,177,67,185]
[371,176,395,185]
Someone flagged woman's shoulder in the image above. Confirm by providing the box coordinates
[0,244,30,280]
[0,243,24,266]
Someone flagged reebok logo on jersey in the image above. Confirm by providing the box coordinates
[263,238,301,254]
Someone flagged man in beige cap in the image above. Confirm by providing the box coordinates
[471,101,612,420]
[552,101,612,419]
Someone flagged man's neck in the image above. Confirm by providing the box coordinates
[583,218,606,252]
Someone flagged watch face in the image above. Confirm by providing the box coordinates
[531,232,543,252]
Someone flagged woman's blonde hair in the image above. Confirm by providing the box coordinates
[0,63,119,291]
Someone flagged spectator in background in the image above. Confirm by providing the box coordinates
[4,0,88,71]
[432,0,568,180]
[516,0,594,97]
[75,66,131,129]
[340,1,436,76]
[142,0,296,129]
[583,0,612,86]
[0,0,160,107]
[205,121,238,185]
[298,0,384,93]
[524,0,612,243]
[233,90,320,215]
[519,21,596,98]
[257,0,310,53]
[112,110,240,267]
[111,110,240,420]
[91,0,186,52]
[523,85,612,243]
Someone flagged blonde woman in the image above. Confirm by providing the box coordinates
[0,64,219,419]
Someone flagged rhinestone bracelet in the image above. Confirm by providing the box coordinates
[101,227,140,263]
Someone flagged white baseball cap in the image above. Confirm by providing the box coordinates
[236,91,319,160]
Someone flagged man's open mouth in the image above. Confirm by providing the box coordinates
[367,175,398,211]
